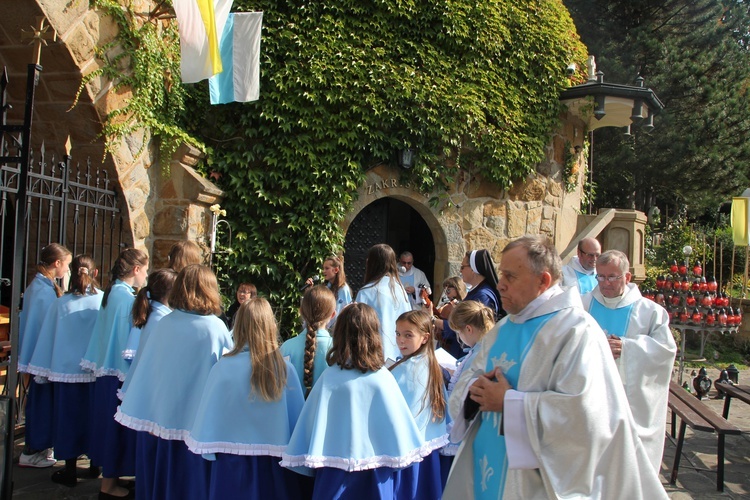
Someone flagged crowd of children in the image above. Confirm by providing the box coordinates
[17,242,494,499]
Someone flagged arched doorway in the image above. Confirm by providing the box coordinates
[344,197,435,295]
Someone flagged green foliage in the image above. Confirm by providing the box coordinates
[77,0,203,161]
[653,209,712,270]
[566,0,750,217]
[189,0,587,334]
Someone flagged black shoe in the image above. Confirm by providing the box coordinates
[98,490,134,500]
[51,468,77,487]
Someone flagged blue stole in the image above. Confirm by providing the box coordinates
[588,300,634,338]
[473,313,553,499]
[575,271,598,295]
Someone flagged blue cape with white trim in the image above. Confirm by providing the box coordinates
[187,355,304,458]
[281,365,431,473]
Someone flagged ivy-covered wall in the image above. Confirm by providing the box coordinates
[83,0,588,334]
[190,0,588,332]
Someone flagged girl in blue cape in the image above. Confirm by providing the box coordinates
[390,310,450,499]
[117,268,176,500]
[303,255,353,327]
[187,297,305,499]
[322,255,353,325]
[442,300,496,483]
[281,285,336,396]
[281,303,432,499]
[119,268,177,386]
[18,243,71,469]
[354,244,412,362]
[81,247,148,499]
[26,255,102,485]
[115,265,233,500]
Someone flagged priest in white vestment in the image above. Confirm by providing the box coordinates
[582,249,677,473]
[561,237,601,294]
[398,251,432,310]
[444,235,667,500]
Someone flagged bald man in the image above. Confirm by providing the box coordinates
[562,237,601,294]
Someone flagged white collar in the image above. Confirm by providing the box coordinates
[510,284,564,323]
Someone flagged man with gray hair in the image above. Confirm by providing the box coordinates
[445,236,666,499]
[582,249,676,473]
[562,237,601,294]
[397,251,431,310]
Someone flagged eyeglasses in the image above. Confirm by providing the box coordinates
[444,286,455,291]
[580,250,601,259]
[595,274,624,283]
[460,264,471,270]
[400,261,413,266]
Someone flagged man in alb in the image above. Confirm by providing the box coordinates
[582,249,676,472]
[444,235,666,499]
[562,237,601,294]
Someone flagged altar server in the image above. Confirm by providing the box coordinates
[355,244,412,361]
[81,248,148,499]
[281,303,431,499]
[188,297,305,499]
[18,243,71,469]
[115,265,232,500]
[445,236,667,499]
[582,249,676,472]
[26,255,101,485]
[390,310,449,498]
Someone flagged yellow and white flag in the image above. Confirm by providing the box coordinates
[173,0,234,83]
[732,192,750,247]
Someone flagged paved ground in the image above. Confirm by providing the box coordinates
[6,366,750,499]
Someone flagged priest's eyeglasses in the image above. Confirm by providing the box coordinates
[595,274,624,283]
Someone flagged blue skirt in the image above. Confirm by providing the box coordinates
[313,466,398,500]
[90,376,136,477]
[52,382,94,460]
[439,453,454,490]
[152,438,210,500]
[25,379,54,451]
[135,432,158,500]
[208,453,302,499]
[394,450,444,500]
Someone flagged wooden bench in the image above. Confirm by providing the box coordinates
[715,382,750,420]
[668,381,741,491]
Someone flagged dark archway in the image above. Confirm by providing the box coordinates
[344,197,435,295]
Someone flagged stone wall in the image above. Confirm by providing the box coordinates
[345,110,589,289]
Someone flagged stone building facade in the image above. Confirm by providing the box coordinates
[0,0,593,280]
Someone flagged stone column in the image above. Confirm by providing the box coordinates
[149,144,224,269]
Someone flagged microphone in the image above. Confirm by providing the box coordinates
[398,265,407,274]
[300,275,320,291]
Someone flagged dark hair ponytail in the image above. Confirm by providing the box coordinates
[132,268,177,328]
[68,255,98,296]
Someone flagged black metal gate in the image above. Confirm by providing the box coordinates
[343,197,435,295]
[0,64,125,499]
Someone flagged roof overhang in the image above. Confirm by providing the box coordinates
[560,78,665,132]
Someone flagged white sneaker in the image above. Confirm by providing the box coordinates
[19,450,56,468]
